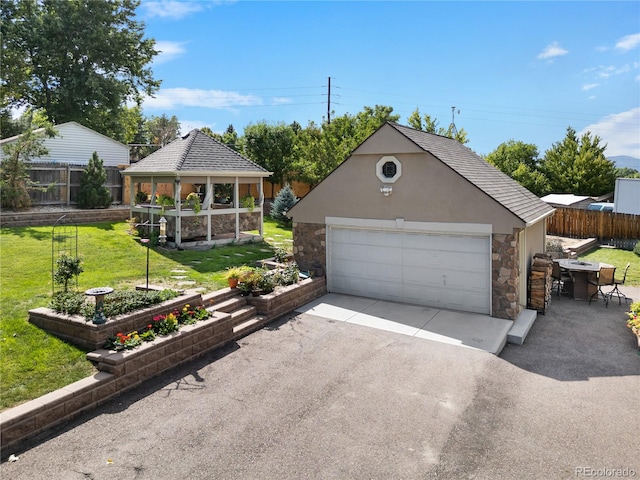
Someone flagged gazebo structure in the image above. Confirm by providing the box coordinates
[121,129,272,248]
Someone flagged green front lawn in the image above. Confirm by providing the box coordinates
[579,247,640,286]
[0,217,292,410]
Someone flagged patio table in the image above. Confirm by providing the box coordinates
[554,259,613,301]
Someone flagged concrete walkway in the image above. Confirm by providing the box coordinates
[295,293,514,355]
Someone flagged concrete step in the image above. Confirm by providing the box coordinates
[507,309,537,345]
[212,296,248,314]
[233,315,268,340]
[230,305,258,327]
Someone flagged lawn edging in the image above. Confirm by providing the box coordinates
[1,277,326,456]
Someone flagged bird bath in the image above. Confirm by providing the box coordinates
[85,287,114,324]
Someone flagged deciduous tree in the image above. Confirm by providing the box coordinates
[243,122,296,198]
[485,140,549,196]
[1,0,159,140]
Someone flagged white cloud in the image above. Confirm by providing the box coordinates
[582,83,599,91]
[141,1,208,20]
[537,42,568,60]
[142,88,262,109]
[272,97,292,105]
[153,41,187,64]
[615,33,640,52]
[579,107,640,158]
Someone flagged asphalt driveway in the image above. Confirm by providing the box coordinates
[2,288,639,479]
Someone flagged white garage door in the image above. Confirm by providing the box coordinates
[328,228,490,314]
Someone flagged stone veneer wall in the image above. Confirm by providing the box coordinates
[292,222,326,271]
[492,232,521,320]
[141,211,261,241]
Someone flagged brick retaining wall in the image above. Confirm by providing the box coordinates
[1,278,326,455]
[0,207,131,228]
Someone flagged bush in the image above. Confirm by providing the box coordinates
[270,183,298,224]
[76,152,111,209]
[634,241,640,257]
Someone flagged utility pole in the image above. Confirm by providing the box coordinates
[327,76,331,124]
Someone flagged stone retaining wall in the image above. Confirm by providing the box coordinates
[28,292,203,351]
[0,207,131,228]
[1,278,326,455]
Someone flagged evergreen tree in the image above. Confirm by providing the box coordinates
[76,152,111,208]
[270,184,298,224]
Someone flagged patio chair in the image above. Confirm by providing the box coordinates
[551,261,572,296]
[588,266,616,307]
[606,263,630,305]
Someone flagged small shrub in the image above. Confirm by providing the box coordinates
[54,254,83,292]
[633,241,640,257]
[273,247,289,263]
[546,239,564,254]
[50,291,85,315]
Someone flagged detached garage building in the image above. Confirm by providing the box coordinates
[287,123,555,320]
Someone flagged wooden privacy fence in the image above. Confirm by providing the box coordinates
[547,207,640,241]
[28,162,123,206]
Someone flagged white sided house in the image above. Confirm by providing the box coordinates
[0,121,129,167]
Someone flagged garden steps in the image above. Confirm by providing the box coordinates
[233,315,268,340]
[208,296,248,314]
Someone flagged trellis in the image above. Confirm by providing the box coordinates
[51,215,79,295]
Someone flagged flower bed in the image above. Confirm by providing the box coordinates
[103,305,210,351]
[28,291,203,351]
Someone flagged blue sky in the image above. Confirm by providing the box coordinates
[136,1,640,160]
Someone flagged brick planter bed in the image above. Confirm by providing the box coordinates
[28,291,203,351]
[1,278,326,454]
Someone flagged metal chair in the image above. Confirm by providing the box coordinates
[588,266,616,307]
[551,261,572,296]
[606,263,630,305]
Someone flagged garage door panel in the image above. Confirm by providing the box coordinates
[329,228,490,314]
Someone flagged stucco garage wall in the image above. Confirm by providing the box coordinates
[289,151,523,235]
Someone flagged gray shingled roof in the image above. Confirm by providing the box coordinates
[388,123,554,225]
[123,129,269,175]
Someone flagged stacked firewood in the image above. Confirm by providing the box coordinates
[528,254,553,313]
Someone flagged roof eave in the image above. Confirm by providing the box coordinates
[121,170,273,177]
[525,208,556,227]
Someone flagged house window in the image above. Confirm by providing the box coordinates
[376,156,401,183]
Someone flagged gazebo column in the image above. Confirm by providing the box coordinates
[205,176,213,242]
[258,179,264,237]
[234,177,240,240]
[174,178,182,246]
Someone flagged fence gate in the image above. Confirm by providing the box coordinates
[52,215,78,295]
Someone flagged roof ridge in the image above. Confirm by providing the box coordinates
[176,129,199,169]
